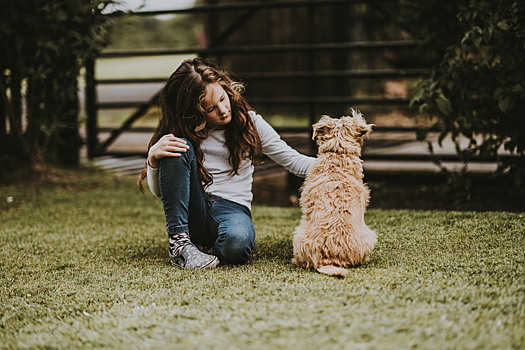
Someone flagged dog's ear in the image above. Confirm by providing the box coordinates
[312,115,334,140]
[349,110,374,137]
[357,122,375,137]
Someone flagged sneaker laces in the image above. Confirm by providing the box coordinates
[169,232,191,257]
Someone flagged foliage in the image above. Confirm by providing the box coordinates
[0,169,524,349]
[400,0,525,196]
[106,15,203,50]
[0,0,115,172]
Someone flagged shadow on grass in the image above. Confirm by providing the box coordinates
[253,171,525,212]
[249,232,293,266]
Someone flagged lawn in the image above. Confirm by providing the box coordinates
[1,168,524,349]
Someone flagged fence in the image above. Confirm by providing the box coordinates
[85,0,429,160]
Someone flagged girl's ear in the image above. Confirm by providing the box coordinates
[312,115,334,140]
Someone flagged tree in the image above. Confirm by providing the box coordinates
[399,0,525,195]
[0,0,115,174]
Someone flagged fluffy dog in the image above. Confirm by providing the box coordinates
[292,110,377,277]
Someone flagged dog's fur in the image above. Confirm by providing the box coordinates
[291,110,377,277]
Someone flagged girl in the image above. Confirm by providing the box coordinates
[138,57,360,269]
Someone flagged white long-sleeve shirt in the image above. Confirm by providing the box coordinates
[147,111,315,209]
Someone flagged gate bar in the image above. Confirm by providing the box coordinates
[101,40,423,58]
[109,0,396,16]
[97,69,428,85]
[96,93,159,155]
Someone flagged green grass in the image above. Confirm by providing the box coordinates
[1,168,524,349]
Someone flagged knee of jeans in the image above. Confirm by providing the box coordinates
[217,226,255,264]
[159,139,194,166]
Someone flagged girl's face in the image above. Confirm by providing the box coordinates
[202,82,231,129]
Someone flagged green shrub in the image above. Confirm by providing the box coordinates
[401,0,525,195]
[0,0,115,170]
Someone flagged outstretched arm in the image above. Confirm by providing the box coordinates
[251,112,315,177]
[251,111,364,178]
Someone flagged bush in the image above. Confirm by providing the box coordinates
[0,0,115,172]
[400,0,525,196]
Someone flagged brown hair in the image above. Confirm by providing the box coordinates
[138,57,263,192]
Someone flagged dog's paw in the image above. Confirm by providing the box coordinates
[317,265,348,277]
[291,258,303,267]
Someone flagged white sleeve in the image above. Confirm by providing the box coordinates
[251,111,315,177]
[147,163,161,197]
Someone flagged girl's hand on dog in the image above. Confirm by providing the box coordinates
[147,134,365,176]
[148,134,189,168]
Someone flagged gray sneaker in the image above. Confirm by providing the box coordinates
[169,243,219,269]
[194,243,214,255]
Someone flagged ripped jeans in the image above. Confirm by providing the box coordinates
[158,140,255,264]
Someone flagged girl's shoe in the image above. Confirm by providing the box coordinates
[169,243,219,269]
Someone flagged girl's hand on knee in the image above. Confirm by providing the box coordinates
[148,134,189,168]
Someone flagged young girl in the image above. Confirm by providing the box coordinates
[138,57,360,269]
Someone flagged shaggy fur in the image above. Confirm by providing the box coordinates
[291,110,377,277]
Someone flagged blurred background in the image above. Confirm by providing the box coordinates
[94,0,427,129]
[87,0,456,188]
[2,0,523,211]
[90,0,432,157]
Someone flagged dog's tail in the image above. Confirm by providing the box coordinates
[317,265,348,277]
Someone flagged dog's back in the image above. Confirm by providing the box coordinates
[291,113,377,277]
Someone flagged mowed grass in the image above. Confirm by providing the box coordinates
[0,168,524,349]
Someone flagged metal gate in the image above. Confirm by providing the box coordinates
[85,0,428,160]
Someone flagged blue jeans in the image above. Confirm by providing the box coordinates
[158,139,255,264]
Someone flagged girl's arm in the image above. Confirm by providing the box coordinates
[252,111,364,178]
[251,111,315,177]
[146,134,189,197]
[147,164,161,197]
[148,134,189,168]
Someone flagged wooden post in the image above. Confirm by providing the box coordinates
[204,0,220,62]
[85,58,98,159]
[287,0,317,198]
[332,1,351,119]
[308,0,317,155]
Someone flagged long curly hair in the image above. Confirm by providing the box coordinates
[138,57,263,192]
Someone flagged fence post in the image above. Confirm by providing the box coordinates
[85,58,98,159]
[308,0,317,154]
[332,1,352,118]
[286,0,318,197]
[205,0,220,61]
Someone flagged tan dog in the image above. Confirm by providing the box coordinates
[292,110,377,277]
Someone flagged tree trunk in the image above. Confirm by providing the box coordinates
[55,62,80,167]
[6,63,29,163]
[0,72,6,161]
